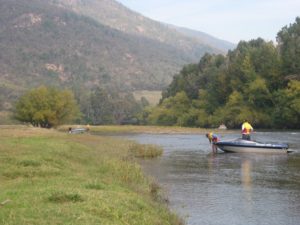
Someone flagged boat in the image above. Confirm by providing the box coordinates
[69,128,87,134]
[215,138,289,154]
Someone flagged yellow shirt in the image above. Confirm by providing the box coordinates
[242,122,253,134]
[207,132,218,143]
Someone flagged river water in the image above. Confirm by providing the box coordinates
[120,132,300,225]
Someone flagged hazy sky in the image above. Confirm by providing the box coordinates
[116,0,299,44]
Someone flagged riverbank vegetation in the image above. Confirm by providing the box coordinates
[58,124,231,135]
[13,86,148,127]
[0,127,184,225]
[143,18,300,129]
[129,143,163,158]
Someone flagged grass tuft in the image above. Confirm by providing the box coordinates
[48,192,84,203]
[129,143,163,158]
[149,180,170,204]
[85,182,106,190]
[18,159,41,167]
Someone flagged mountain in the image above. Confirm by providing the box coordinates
[0,0,234,115]
[168,25,236,52]
[50,0,232,53]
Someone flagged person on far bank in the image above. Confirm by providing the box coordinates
[241,120,253,140]
[206,132,219,153]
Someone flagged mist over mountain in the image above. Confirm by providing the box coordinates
[0,0,234,114]
[168,25,236,52]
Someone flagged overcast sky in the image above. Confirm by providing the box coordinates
[116,0,299,44]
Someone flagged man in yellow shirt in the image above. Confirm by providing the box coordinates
[206,132,219,153]
[241,120,253,140]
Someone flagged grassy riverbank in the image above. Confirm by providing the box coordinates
[0,126,183,225]
[58,124,233,134]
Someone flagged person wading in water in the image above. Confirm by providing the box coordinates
[206,132,219,153]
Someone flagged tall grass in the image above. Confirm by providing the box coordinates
[130,143,163,158]
[0,127,184,225]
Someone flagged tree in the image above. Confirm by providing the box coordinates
[246,77,273,108]
[277,17,300,76]
[162,64,200,100]
[220,91,245,128]
[272,80,300,128]
[146,92,191,126]
[144,24,300,129]
[15,86,80,128]
[112,93,141,124]
[89,87,114,125]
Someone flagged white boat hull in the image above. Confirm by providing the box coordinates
[216,139,289,154]
[217,145,288,154]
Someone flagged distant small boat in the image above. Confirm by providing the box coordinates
[69,128,87,134]
[215,138,289,154]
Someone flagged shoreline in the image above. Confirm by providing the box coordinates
[58,124,237,135]
[1,125,297,134]
[0,126,184,225]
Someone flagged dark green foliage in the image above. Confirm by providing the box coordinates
[277,17,300,76]
[145,18,300,129]
[148,92,191,126]
[272,81,300,128]
[81,86,147,125]
[88,87,114,125]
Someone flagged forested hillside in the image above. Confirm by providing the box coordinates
[144,18,300,129]
[0,0,230,123]
[50,0,232,53]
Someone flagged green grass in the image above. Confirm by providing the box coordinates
[0,127,184,225]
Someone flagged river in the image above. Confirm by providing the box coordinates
[120,132,300,225]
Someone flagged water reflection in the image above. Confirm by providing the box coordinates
[241,160,252,191]
[207,153,216,174]
[241,159,253,216]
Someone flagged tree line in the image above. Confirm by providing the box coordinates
[14,86,149,128]
[143,18,300,129]
[14,18,300,129]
